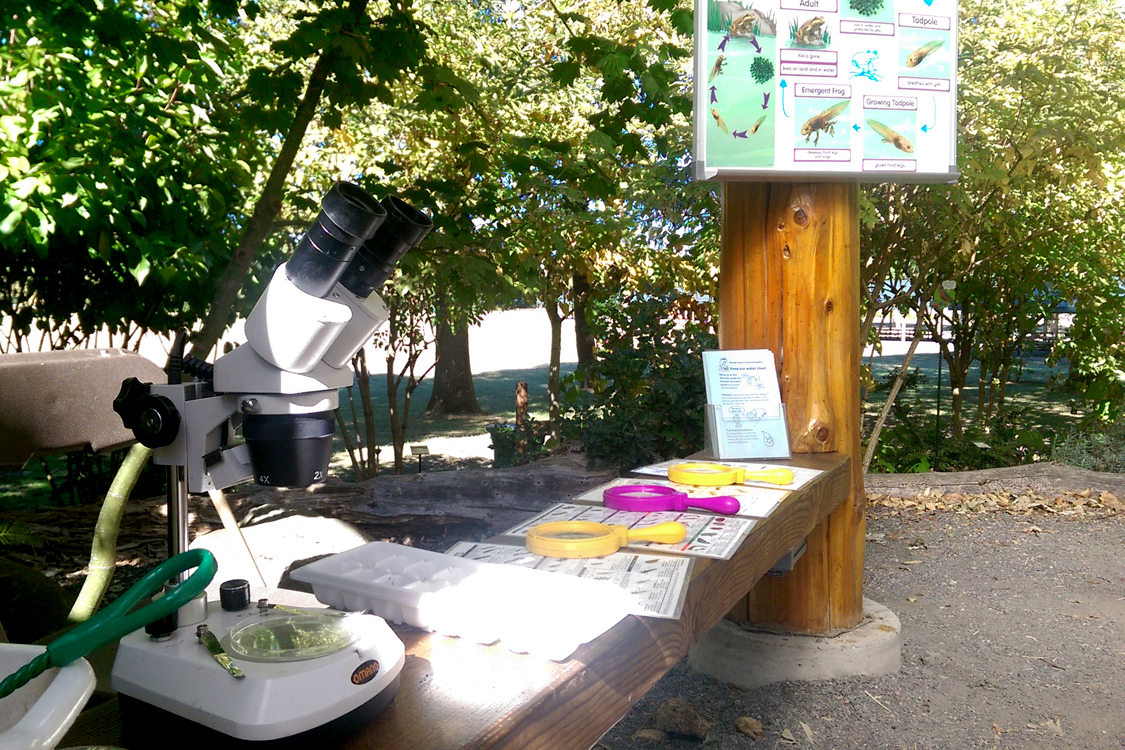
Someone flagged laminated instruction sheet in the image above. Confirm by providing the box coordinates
[694,0,958,181]
[702,349,789,459]
[446,541,693,620]
[632,458,823,491]
[503,503,755,560]
[576,476,785,519]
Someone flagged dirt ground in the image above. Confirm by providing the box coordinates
[598,507,1125,750]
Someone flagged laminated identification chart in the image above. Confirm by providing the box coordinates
[504,503,755,560]
[575,477,785,519]
[445,541,693,619]
[702,349,789,458]
[632,459,823,491]
[694,0,958,181]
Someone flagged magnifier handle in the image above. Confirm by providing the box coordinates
[627,521,687,545]
[744,467,795,485]
[688,495,740,514]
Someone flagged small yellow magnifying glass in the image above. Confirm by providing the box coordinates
[526,520,687,559]
[668,462,794,487]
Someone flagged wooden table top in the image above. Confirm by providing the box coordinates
[63,453,851,750]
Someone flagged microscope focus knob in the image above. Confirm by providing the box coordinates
[220,579,251,611]
[114,377,181,448]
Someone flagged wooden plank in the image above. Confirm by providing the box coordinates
[719,181,865,634]
[341,453,849,749]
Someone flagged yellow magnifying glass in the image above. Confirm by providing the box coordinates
[525,520,687,559]
[668,461,794,487]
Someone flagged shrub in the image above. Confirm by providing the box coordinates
[560,290,717,471]
[486,421,550,468]
[1050,422,1125,472]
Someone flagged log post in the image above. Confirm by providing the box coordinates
[718,181,865,634]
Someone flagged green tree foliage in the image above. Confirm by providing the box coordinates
[327,0,715,452]
[0,0,263,350]
[189,0,431,359]
[561,288,716,470]
[1,0,431,355]
[861,0,1125,462]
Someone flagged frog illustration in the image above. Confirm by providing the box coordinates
[795,16,827,46]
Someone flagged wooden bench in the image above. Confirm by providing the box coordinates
[61,452,850,749]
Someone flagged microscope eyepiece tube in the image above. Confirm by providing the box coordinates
[287,182,387,298]
[339,196,433,299]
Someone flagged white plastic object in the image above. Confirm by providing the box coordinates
[244,264,352,373]
[0,643,95,750]
[291,541,634,661]
[320,284,389,369]
[111,601,404,741]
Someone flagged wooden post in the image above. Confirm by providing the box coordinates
[718,181,865,634]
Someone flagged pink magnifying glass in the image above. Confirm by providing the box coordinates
[603,484,740,515]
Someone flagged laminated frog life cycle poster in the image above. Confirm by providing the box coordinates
[694,0,958,182]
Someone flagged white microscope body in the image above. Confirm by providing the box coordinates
[111,183,432,742]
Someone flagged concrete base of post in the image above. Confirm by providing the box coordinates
[689,598,902,689]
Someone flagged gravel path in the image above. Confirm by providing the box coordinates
[598,509,1125,749]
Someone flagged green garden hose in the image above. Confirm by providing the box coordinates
[0,548,217,700]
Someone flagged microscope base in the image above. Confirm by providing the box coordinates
[112,602,404,744]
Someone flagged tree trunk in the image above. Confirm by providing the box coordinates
[386,357,406,474]
[946,347,971,438]
[545,302,563,442]
[572,273,596,382]
[188,0,370,360]
[515,381,529,429]
[862,325,925,473]
[354,350,378,478]
[426,320,482,414]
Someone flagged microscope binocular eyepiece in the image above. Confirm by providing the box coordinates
[119,181,433,494]
[286,182,387,298]
[233,182,431,488]
[286,182,433,301]
[340,196,433,299]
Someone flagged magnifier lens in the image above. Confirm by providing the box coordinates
[526,520,686,559]
[543,528,603,541]
[668,462,742,487]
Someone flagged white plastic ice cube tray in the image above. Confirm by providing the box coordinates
[290,541,633,661]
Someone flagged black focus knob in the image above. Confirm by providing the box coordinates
[113,377,151,429]
[113,377,180,448]
[145,609,177,638]
[220,579,251,611]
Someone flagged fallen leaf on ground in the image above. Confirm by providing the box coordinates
[651,698,713,740]
[779,727,797,744]
[867,487,1122,518]
[631,728,668,743]
[734,716,763,739]
[800,721,815,741]
[1026,718,1065,735]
